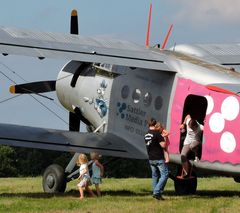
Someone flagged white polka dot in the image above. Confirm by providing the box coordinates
[209,112,225,133]
[205,95,214,115]
[221,96,239,121]
[220,132,236,153]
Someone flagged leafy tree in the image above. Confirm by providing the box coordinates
[0,146,17,177]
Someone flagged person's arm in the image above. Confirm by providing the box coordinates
[95,160,104,177]
[79,165,88,178]
[180,114,191,129]
[160,140,167,149]
[161,129,169,137]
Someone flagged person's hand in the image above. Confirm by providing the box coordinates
[162,129,169,137]
[180,124,185,129]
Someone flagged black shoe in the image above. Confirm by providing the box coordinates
[153,194,165,200]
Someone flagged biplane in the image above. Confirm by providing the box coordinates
[0,6,240,194]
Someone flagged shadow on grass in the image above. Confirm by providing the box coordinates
[163,189,240,198]
[0,189,240,199]
[0,189,152,199]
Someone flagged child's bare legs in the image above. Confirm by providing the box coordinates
[86,184,96,197]
[95,184,101,196]
[78,186,84,200]
[164,148,170,163]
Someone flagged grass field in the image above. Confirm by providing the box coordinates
[0,177,240,213]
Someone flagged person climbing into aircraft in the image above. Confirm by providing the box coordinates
[76,153,96,200]
[90,152,104,197]
[180,114,204,178]
[155,122,170,163]
[144,118,169,200]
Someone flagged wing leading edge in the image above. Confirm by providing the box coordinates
[0,123,146,159]
[0,26,171,71]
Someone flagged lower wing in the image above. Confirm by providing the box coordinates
[0,123,146,159]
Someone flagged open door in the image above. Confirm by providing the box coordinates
[179,94,208,160]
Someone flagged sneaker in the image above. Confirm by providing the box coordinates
[194,157,199,162]
[153,194,165,200]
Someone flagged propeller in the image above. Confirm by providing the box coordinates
[9,80,56,94]
[68,9,92,132]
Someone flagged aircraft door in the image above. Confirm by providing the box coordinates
[180,94,208,160]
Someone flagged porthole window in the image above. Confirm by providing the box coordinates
[155,96,163,110]
[132,88,141,103]
[143,92,152,107]
[121,85,130,99]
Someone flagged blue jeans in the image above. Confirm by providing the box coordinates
[149,160,169,196]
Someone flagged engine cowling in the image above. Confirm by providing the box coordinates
[56,60,113,132]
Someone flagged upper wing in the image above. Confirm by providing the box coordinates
[0,26,171,71]
[173,43,240,71]
[0,123,146,159]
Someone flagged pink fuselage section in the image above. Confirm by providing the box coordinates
[169,77,240,164]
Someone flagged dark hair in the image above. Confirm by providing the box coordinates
[188,119,198,131]
[148,118,157,127]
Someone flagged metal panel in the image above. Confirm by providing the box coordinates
[0,123,146,159]
[0,26,172,71]
[173,43,240,65]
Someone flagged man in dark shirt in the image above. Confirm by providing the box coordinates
[144,118,169,200]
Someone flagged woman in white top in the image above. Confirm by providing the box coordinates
[180,115,204,177]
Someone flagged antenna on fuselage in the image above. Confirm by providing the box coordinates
[161,24,173,49]
[145,2,152,48]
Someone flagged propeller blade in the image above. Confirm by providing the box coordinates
[69,107,91,132]
[9,80,56,94]
[69,111,80,132]
[70,9,79,35]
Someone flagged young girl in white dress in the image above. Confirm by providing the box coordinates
[77,153,95,199]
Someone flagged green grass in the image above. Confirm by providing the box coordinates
[0,177,240,213]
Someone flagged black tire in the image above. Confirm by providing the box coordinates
[42,164,66,193]
[233,177,240,183]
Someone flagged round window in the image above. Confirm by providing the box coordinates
[121,85,130,99]
[155,96,163,110]
[132,88,141,103]
[143,92,152,107]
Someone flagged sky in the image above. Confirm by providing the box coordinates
[0,0,239,130]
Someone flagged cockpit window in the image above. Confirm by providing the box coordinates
[132,88,141,104]
[143,92,152,107]
[121,85,130,99]
[155,96,163,110]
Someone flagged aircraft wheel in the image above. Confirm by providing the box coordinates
[174,173,197,195]
[233,177,240,183]
[42,164,66,193]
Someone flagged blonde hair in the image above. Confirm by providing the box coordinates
[90,152,100,160]
[76,153,88,166]
[155,122,164,131]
